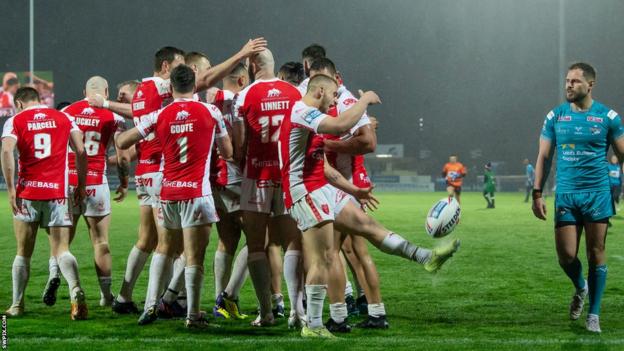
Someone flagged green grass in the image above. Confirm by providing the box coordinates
[2,191,624,350]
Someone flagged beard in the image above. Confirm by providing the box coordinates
[566,90,588,103]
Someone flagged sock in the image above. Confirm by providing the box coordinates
[185,265,204,321]
[306,285,327,328]
[247,251,272,318]
[163,255,186,304]
[559,258,586,290]
[357,287,365,298]
[272,293,284,308]
[48,256,59,280]
[57,251,80,294]
[118,246,150,303]
[214,251,233,299]
[588,265,607,315]
[144,253,173,309]
[224,246,249,299]
[380,232,431,264]
[368,302,386,318]
[12,256,30,307]
[98,276,112,300]
[178,290,187,309]
[329,302,348,323]
[345,280,354,297]
[283,250,304,316]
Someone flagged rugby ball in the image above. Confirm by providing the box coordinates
[425,197,461,238]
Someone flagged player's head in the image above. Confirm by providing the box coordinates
[2,72,18,90]
[449,155,458,163]
[170,64,195,95]
[249,49,275,80]
[306,74,338,113]
[566,62,596,104]
[185,52,211,75]
[309,57,339,82]
[84,76,108,100]
[301,44,326,77]
[278,62,304,86]
[223,62,249,93]
[13,86,40,111]
[611,155,619,164]
[154,46,186,77]
[116,80,140,103]
[4,76,20,94]
[485,162,492,170]
[523,158,529,165]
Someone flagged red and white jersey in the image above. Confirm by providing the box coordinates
[234,78,302,181]
[324,86,371,183]
[1,105,80,200]
[280,101,328,208]
[297,77,309,96]
[132,76,172,176]
[136,98,228,201]
[210,89,241,186]
[63,100,126,186]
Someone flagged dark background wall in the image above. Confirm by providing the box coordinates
[2,0,624,176]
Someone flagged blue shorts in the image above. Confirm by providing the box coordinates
[554,191,614,226]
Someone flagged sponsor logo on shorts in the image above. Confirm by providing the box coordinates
[136,177,153,187]
[86,188,97,197]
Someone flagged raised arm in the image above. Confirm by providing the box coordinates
[323,124,376,155]
[88,94,133,119]
[317,91,381,135]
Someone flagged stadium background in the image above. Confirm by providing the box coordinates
[1,0,624,186]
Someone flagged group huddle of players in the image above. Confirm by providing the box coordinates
[1,39,460,338]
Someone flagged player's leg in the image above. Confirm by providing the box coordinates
[455,187,462,204]
[7,218,38,316]
[183,224,211,328]
[335,201,459,272]
[525,184,531,203]
[158,253,187,318]
[85,215,114,306]
[341,236,368,315]
[326,230,351,333]
[490,191,495,208]
[213,209,240,299]
[555,224,586,319]
[219,244,249,320]
[267,218,285,318]
[43,212,79,307]
[584,221,608,333]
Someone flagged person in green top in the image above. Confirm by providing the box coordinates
[483,162,496,208]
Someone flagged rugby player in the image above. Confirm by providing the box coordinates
[532,62,624,333]
[2,87,89,320]
[442,156,466,203]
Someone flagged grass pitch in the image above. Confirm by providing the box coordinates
[1,191,624,351]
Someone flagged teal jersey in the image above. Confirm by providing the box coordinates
[608,163,621,186]
[541,101,624,193]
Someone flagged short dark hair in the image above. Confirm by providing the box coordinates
[14,87,40,105]
[184,52,209,66]
[6,78,19,87]
[170,65,195,94]
[307,74,337,93]
[309,58,337,76]
[116,80,140,91]
[154,46,185,72]
[302,44,326,61]
[568,62,596,81]
[278,62,304,85]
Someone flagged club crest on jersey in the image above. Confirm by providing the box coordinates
[267,88,282,97]
[137,90,144,98]
[590,127,601,135]
[176,110,190,120]
[81,107,95,115]
[34,113,47,120]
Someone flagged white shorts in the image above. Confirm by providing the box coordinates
[136,172,163,208]
[14,197,73,227]
[240,178,286,216]
[213,183,241,214]
[158,196,219,229]
[288,184,353,231]
[69,184,111,217]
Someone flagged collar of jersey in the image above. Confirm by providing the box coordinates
[23,104,49,111]
[173,97,195,102]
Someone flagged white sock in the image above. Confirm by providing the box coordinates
[144,253,173,309]
[247,251,272,318]
[284,250,304,316]
[272,293,284,308]
[48,256,59,280]
[185,265,204,321]
[368,302,386,318]
[119,246,149,303]
[98,276,112,300]
[380,232,431,263]
[12,256,30,307]
[224,246,249,299]
[329,302,348,323]
[214,250,233,299]
[345,280,354,297]
[306,285,327,328]
[57,251,80,294]
[163,255,186,303]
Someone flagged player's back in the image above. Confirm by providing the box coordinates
[63,100,125,185]
[153,99,225,200]
[235,78,301,181]
[132,76,171,176]
[4,106,75,200]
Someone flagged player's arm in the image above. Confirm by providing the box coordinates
[69,129,88,203]
[317,91,381,135]
[1,137,18,213]
[323,124,376,155]
[88,95,133,119]
[116,112,156,149]
[112,134,131,202]
[216,135,233,161]
[532,137,554,220]
[195,38,267,92]
[324,158,378,211]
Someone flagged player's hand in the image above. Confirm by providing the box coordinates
[88,94,106,108]
[240,38,268,58]
[368,116,379,130]
[8,189,18,215]
[358,90,381,105]
[532,197,547,220]
[114,186,128,202]
[107,155,118,166]
[353,186,379,210]
[74,185,87,204]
